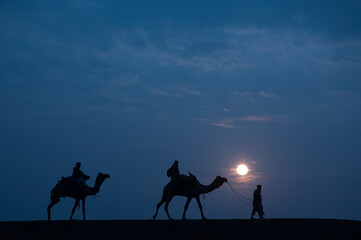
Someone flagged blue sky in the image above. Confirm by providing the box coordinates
[0,0,361,221]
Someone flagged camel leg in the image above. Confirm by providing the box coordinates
[164,200,173,220]
[82,198,86,221]
[182,198,192,220]
[153,200,165,220]
[69,199,80,220]
[47,198,59,221]
[196,196,206,220]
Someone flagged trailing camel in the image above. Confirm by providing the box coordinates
[47,172,110,221]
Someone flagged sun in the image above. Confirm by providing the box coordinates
[236,164,249,176]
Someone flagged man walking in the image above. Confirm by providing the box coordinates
[251,185,264,219]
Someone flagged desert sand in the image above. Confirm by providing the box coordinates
[1,219,360,240]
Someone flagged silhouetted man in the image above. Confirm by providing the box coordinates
[251,185,264,219]
[167,160,187,190]
[72,162,90,180]
[167,160,180,181]
[71,162,90,190]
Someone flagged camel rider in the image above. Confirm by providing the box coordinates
[72,162,90,189]
[73,162,90,180]
[167,160,182,185]
[167,160,180,180]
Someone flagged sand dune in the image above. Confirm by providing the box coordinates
[1,219,360,240]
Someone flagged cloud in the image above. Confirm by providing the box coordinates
[239,115,284,122]
[330,54,361,65]
[149,84,202,98]
[323,90,361,103]
[95,89,130,103]
[113,74,141,86]
[102,27,261,72]
[168,83,203,96]
[193,118,239,129]
[235,91,275,98]
[93,25,361,79]
[234,91,253,97]
[234,90,276,102]
[149,88,168,95]
[90,74,142,105]
[239,115,267,122]
[223,108,231,112]
[208,122,238,129]
[195,115,286,129]
[224,27,266,36]
[172,93,184,98]
[154,113,169,121]
[208,118,239,129]
[257,91,275,98]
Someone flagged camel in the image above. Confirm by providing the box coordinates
[153,173,227,220]
[47,172,110,221]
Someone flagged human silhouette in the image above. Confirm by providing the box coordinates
[167,160,181,182]
[47,172,110,221]
[251,184,264,219]
[59,162,90,185]
[58,162,90,190]
[72,162,89,179]
[167,160,192,195]
[153,172,227,220]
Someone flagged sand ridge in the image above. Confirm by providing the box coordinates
[1,219,360,240]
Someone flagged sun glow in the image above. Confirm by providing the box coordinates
[236,164,249,176]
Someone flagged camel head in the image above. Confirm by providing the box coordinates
[95,172,110,185]
[214,176,228,187]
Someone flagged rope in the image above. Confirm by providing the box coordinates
[227,182,252,200]
[226,182,252,206]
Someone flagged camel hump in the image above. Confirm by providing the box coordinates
[180,174,197,188]
[58,176,74,184]
[57,176,87,190]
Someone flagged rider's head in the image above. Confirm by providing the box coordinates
[174,160,178,166]
[76,162,81,168]
[257,185,262,190]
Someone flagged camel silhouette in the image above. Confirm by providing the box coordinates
[47,172,110,221]
[153,173,227,220]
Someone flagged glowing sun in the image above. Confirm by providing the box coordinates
[236,164,249,176]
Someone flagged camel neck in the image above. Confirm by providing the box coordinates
[88,177,103,196]
[201,178,221,194]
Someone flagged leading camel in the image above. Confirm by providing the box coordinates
[153,173,227,220]
[47,172,110,221]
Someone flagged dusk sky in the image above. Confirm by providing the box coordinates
[1,0,361,221]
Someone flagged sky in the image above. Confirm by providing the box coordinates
[0,0,361,221]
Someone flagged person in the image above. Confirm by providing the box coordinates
[72,162,90,180]
[71,162,90,189]
[167,160,187,190]
[251,185,264,219]
[167,160,180,181]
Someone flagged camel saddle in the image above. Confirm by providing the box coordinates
[179,172,197,190]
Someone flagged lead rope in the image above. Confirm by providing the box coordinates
[226,182,252,206]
